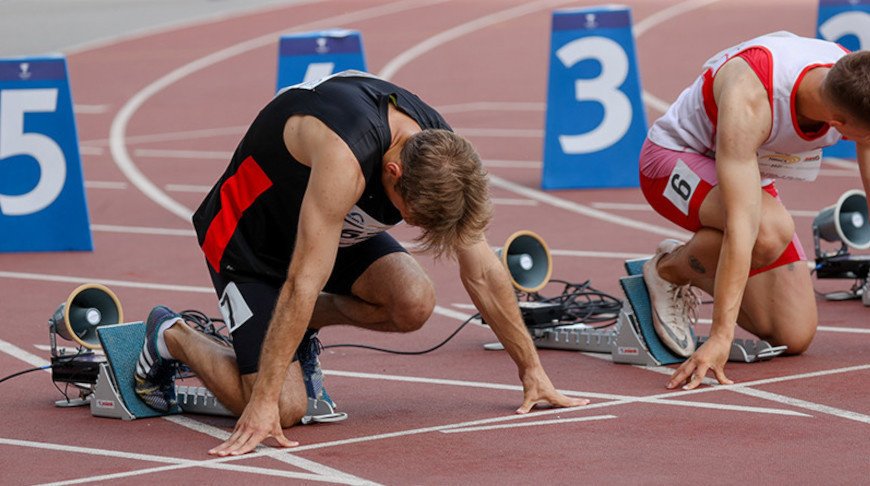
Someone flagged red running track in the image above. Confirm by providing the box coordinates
[0,0,868,484]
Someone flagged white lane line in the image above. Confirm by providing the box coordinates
[85,125,249,147]
[440,414,617,433]
[325,369,628,401]
[91,224,196,237]
[64,0,323,55]
[590,202,820,218]
[636,362,870,423]
[73,104,110,114]
[133,148,231,160]
[434,101,545,114]
[550,249,649,259]
[730,387,870,424]
[85,181,128,190]
[491,197,538,206]
[454,127,542,138]
[823,157,859,169]
[817,326,870,334]
[110,0,448,221]
[0,271,213,294]
[634,0,723,116]
[0,338,50,368]
[5,437,365,486]
[79,146,105,156]
[379,0,575,80]
[323,370,807,417]
[163,416,378,485]
[483,159,541,169]
[488,174,692,240]
[165,183,211,193]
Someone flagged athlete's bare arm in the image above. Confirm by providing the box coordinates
[209,116,365,456]
[668,58,771,390]
[858,142,870,200]
[456,239,589,412]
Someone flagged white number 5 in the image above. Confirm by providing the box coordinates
[0,89,66,216]
[556,36,632,155]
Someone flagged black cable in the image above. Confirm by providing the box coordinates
[322,278,626,354]
[323,313,478,355]
[0,365,51,384]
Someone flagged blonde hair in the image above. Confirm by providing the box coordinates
[825,51,870,126]
[396,129,492,259]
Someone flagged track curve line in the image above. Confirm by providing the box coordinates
[108,0,447,220]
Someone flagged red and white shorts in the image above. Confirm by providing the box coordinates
[638,139,806,276]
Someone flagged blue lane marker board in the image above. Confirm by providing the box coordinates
[817,0,870,159]
[276,29,367,92]
[541,6,647,190]
[0,55,92,252]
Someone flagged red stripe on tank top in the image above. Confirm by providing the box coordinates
[201,156,273,272]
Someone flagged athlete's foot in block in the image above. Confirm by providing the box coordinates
[643,248,698,357]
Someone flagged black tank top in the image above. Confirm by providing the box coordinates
[192,72,451,284]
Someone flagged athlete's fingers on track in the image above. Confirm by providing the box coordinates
[682,364,709,390]
[712,366,734,386]
[667,362,694,389]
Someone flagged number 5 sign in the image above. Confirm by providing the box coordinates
[817,0,870,159]
[0,56,92,252]
[542,6,647,190]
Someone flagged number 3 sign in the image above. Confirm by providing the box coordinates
[0,56,92,252]
[542,6,647,190]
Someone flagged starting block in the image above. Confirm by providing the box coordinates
[528,257,786,365]
[91,322,232,420]
[91,321,346,423]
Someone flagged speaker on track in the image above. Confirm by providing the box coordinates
[497,230,553,293]
[813,190,870,250]
[48,283,123,350]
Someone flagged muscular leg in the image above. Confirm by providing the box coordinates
[310,251,436,333]
[655,186,817,353]
[164,323,307,427]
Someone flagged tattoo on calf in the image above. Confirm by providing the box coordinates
[689,255,706,275]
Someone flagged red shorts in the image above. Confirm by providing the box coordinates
[638,139,805,276]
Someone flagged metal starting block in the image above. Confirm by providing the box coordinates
[91,321,348,423]
[303,398,348,424]
[523,257,786,365]
[90,322,233,420]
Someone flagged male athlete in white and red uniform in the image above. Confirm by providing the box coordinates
[638,32,870,389]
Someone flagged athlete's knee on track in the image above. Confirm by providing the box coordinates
[764,316,817,355]
[280,394,308,428]
[752,216,795,268]
[387,280,435,333]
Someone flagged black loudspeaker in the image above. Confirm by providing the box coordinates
[813,189,870,251]
[48,283,123,350]
[498,230,553,293]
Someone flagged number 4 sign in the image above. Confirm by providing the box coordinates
[542,6,647,190]
[0,56,92,252]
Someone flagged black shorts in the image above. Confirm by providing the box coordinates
[207,232,407,375]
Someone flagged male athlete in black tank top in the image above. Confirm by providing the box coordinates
[137,71,588,457]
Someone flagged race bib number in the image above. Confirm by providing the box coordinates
[339,205,394,247]
[218,282,253,333]
[756,148,822,181]
[663,159,701,216]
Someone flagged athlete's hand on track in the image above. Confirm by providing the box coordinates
[516,366,590,413]
[667,333,734,390]
[208,397,297,456]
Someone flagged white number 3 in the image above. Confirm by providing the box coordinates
[556,36,632,155]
